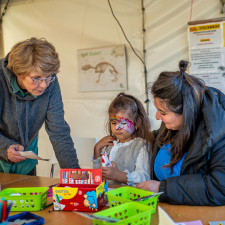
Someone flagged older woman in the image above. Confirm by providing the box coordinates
[0,37,79,175]
[136,60,225,206]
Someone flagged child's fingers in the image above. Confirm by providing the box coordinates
[135,182,144,189]
[106,142,114,146]
[100,166,109,171]
[111,161,117,167]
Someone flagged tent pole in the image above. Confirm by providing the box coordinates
[141,0,149,115]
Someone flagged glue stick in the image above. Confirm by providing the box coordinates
[102,153,112,167]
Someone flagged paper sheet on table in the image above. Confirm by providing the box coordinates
[158,206,203,225]
[20,151,50,161]
[176,221,203,225]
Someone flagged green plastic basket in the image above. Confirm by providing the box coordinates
[0,187,48,211]
[92,202,152,225]
[106,186,158,214]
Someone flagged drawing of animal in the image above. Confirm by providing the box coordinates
[83,191,97,210]
[81,62,119,83]
[111,46,124,57]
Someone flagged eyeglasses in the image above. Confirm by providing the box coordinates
[28,74,56,85]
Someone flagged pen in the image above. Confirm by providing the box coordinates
[6,202,13,218]
[41,202,53,210]
[78,170,81,184]
[75,171,78,184]
[90,172,94,184]
[81,171,85,184]
[69,171,72,184]
[56,194,61,204]
[84,171,88,184]
[88,171,90,184]
[52,191,61,210]
[62,171,65,183]
[66,171,68,183]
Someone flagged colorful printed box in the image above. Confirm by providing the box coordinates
[52,169,108,212]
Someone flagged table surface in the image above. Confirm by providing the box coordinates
[1,172,225,225]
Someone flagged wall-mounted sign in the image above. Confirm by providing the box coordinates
[188,17,225,93]
[78,45,127,92]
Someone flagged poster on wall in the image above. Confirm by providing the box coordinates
[188,18,225,93]
[77,45,127,92]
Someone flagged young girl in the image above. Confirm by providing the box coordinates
[93,92,153,186]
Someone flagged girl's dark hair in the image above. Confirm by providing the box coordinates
[151,60,206,171]
[107,92,154,151]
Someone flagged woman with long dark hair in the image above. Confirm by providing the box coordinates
[136,60,225,206]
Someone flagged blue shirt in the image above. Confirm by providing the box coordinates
[154,144,187,181]
[0,76,38,175]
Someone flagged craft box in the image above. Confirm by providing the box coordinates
[52,169,108,212]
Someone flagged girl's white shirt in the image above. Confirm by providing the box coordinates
[92,139,150,186]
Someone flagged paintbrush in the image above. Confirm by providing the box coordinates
[133,192,164,202]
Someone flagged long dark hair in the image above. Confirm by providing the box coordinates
[107,92,154,151]
[151,60,206,171]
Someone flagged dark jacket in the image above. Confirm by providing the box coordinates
[151,87,225,206]
[0,54,79,169]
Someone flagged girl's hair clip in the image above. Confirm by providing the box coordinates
[120,94,123,97]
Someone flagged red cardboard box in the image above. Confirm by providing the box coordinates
[52,169,108,212]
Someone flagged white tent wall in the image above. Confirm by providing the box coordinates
[1,0,221,177]
[145,0,222,129]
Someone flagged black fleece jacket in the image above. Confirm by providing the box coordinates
[151,87,225,206]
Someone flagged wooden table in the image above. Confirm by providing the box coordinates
[1,172,225,225]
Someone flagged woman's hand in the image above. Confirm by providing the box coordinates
[136,180,161,193]
[94,135,116,159]
[101,161,128,183]
[7,144,26,163]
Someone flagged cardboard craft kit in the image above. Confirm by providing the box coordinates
[52,169,108,212]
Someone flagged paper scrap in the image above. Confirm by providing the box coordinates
[158,206,176,225]
[176,221,203,225]
[20,151,49,161]
[158,207,203,225]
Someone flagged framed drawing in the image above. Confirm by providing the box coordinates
[78,45,127,91]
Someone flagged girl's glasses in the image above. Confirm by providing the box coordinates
[28,74,56,85]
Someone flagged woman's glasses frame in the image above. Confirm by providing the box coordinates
[28,74,57,85]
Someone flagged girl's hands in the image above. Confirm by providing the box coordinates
[135,180,161,193]
[94,135,116,159]
[101,162,128,183]
[7,144,26,163]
